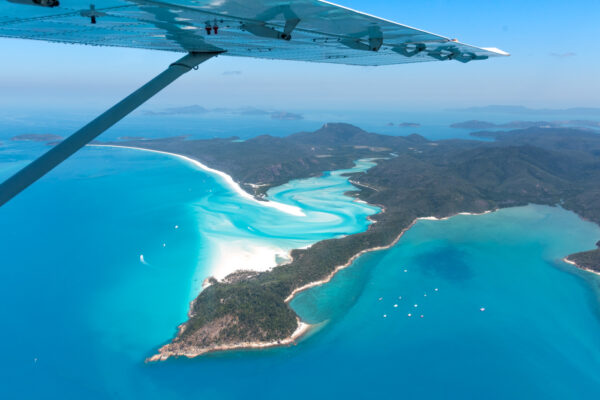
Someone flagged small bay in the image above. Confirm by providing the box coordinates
[291,205,600,399]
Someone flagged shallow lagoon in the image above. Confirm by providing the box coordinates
[1,144,600,399]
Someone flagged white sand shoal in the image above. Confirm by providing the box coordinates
[210,239,292,280]
[91,144,312,284]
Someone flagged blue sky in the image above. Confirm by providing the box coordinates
[1,0,599,112]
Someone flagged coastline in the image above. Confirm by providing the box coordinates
[208,239,293,281]
[284,209,496,303]
[562,257,600,277]
[147,319,311,362]
[184,209,499,361]
[96,143,385,360]
[93,143,381,284]
[98,143,598,361]
[418,210,495,221]
[91,144,308,283]
[200,208,499,358]
[284,219,417,303]
[89,144,305,217]
[149,203,500,361]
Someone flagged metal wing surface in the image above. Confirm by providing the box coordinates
[0,0,508,66]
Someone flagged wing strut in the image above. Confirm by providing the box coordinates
[0,52,219,207]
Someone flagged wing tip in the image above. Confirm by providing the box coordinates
[482,47,510,57]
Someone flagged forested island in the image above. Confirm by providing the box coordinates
[11,133,63,142]
[108,123,600,360]
[450,120,600,130]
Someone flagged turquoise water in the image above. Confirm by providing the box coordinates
[165,153,381,289]
[291,206,600,399]
[1,142,600,399]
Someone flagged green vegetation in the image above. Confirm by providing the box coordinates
[568,241,600,272]
[116,124,600,357]
[186,279,298,343]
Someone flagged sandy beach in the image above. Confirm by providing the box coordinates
[209,239,291,281]
[562,257,600,277]
[89,144,305,217]
[92,145,385,285]
[91,144,309,284]
[418,210,495,221]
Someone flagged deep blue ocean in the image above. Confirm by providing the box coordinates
[1,111,600,399]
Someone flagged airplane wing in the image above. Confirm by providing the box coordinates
[1,0,508,66]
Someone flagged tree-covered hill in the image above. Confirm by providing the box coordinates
[114,124,600,359]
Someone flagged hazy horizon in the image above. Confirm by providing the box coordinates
[1,0,599,110]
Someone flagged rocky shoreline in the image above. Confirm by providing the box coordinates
[148,319,311,362]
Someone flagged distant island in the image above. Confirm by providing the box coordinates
[387,122,421,128]
[448,105,600,116]
[105,123,600,360]
[398,122,420,128]
[117,136,148,141]
[269,111,303,120]
[450,120,497,129]
[451,120,600,130]
[11,134,63,142]
[143,104,303,120]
